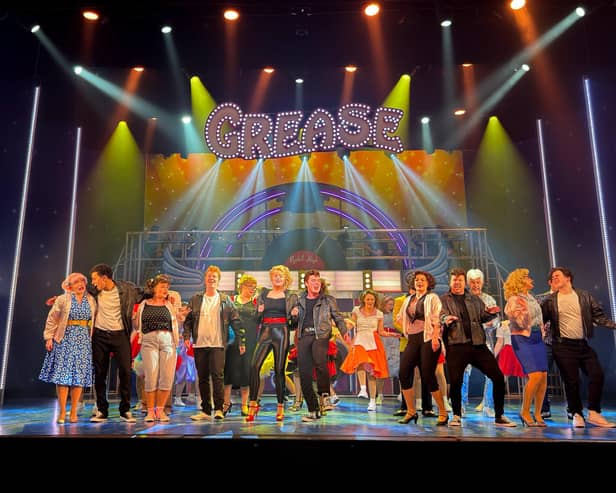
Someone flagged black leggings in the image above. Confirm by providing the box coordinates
[399,331,441,392]
[249,324,290,404]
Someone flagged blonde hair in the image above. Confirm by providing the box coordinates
[503,268,530,300]
[62,272,87,291]
[270,264,292,288]
[238,273,257,288]
[380,295,394,312]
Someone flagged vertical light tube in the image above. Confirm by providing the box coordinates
[583,77,616,319]
[65,126,82,277]
[0,86,41,406]
[536,119,556,267]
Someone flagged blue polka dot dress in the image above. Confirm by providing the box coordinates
[39,294,94,387]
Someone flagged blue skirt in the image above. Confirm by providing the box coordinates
[39,326,93,387]
[511,328,548,374]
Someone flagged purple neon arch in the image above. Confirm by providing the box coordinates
[198,183,409,268]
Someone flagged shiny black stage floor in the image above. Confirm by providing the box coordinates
[2,396,615,452]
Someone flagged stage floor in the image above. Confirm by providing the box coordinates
[2,395,616,445]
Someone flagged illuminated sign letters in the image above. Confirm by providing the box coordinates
[205,102,404,159]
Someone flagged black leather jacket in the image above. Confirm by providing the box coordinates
[89,280,143,337]
[440,290,497,346]
[296,292,348,340]
[183,292,241,345]
[541,288,616,339]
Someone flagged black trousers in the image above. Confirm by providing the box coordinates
[248,324,290,404]
[92,329,132,415]
[194,347,226,414]
[446,343,505,418]
[552,339,604,414]
[297,334,330,413]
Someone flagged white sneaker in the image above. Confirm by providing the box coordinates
[482,406,495,418]
[90,411,107,423]
[572,413,585,428]
[587,410,616,428]
[357,389,369,399]
[330,395,341,407]
[367,400,377,412]
[449,415,462,427]
[190,411,211,421]
[120,411,137,423]
[173,397,186,407]
[397,393,402,402]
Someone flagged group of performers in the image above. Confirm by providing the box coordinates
[40,262,616,428]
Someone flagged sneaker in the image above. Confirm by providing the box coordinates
[157,410,170,422]
[541,411,552,419]
[482,406,495,418]
[214,410,224,420]
[375,395,383,405]
[494,415,517,427]
[321,394,334,412]
[587,410,616,428]
[120,411,137,423]
[357,389,369,399]
[572,413,585,428]
[449,415,462,427]
[144,412,156,422]
[191,411,211,421]
[90,411,108,423]
[173,397,186,407]
[367,400,377,412]
[330,395,341,407]
[397,393,403,402]
[301,411,321,422]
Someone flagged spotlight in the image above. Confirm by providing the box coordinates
[263,67,275,74]
[30,24,40,33]
[440,19,452,27]
[82,10,100,21]
[132,66,144,72]
[181,115,192,124]
[73,66,83,75]
[161,25,172,34]
[364,3,380,16]
[345,65,358,73]
[462,63,473,68]
[510,0,526,10]
[453,109,466,116]
[235,271,244,291]
[575,6,586,17]
[224,9,240,21]
[295,78,304,84]
[421,116,430,124]
[299,272,306,289]
[521,63,530,72]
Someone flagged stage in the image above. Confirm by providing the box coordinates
[3,395,615,453]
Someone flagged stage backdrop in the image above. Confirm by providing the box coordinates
[144,149,468,235]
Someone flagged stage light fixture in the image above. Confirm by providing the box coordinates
[575,7,586,17]
[235,271,244,291]
[299,271,306,289]
[345,65,358,73]
[421,116,430,124]
[510,0,526,10]
[30,24,40,33]
[73,66,83,75]
[181,115,192,124]
[161,25,172,34]
[82,10,100,21]
[454,109,466,116]
[263,67,275,74]
[363,271,373,289]
[364,3,380,16]
[132,66,144,72]
[295,78,304,84]
[521,63,530,72]
[224,9,240,21]
[440,19,452,27]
